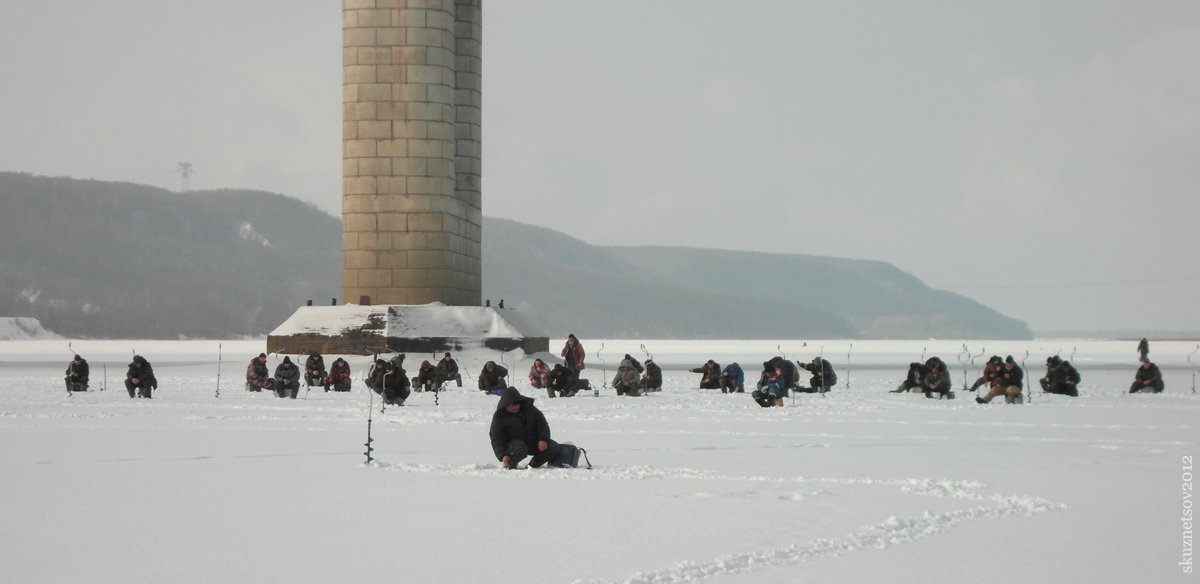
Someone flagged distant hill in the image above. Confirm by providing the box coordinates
[1,172,1030,339]
[483,218,1031,339]
[0,172,340,338]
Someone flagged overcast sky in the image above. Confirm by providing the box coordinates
[2,1,1198,334]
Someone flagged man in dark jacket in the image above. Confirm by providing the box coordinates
[381,361,410,405]
[274,356,301,399]
[977,355,1023,404]
[691,360,721,389]
[65,354,90,392]
[799,356,837,393]
[1130,358,1164,393]
[547,364,577,398]
[304,352,327,387]
[412,360,439,392]
[641,359,663,392]
[125,355,157,399]
[921,357,953,399]
[489,387,561,469]
[1043,358,1081,397]
[478,361,509,395]
[436,352,462,387]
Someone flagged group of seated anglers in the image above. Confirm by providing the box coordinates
[893,352,1165,404]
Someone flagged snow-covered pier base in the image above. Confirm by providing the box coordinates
[266,302,548,356]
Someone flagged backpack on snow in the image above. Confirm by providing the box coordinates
[550,442,592,469]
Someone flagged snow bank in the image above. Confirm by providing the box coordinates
[0,317,61,340]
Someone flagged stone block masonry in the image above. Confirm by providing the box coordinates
[342,0,482,307]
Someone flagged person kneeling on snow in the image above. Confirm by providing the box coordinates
[326,358,351,391]
[528,358,551,392]
[720,362,744,393]
[641,359,663,392]
[799,356,837,393]
[547,363,577,398]
[412,360,439,392]
[304,352,327,387]
[65,354,89,392]
[246,353,275,392]
[489,387,563,469]
[921,357,954,399]
[478,361,509,395]
[1130,358,1164,393]
[691,360,721,389]
[274,356,301,399]
[612,357,642,396]
[752,365,788,407]
[125,355,157,399]
[976,355,1023,404]
[381,361,411,405]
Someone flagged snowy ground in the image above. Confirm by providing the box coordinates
[1,339,1196,583]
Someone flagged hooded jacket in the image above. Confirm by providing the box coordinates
[488,387,551,460]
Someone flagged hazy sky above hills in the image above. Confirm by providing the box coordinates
[2,1,1197,333]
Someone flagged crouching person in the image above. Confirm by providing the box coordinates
[922,357,954,399]
[752,365,788,407]
[274,356,301,399]
[125,355,157,399]
[246,353,275,392]
[612,357,643,396]
[891,361,928,393]
[489,387,562,469]
[691,359,721,389]
[326,358,351,391]
[799,356,837,393]
[720,362,744,393]
[976,355,1023,404]
[547,364,577,398]
[478,361,509,396]
[65,354,90,392]
[528,358,551,395]
[382,362,411,405]
[412,360,439,392]
[641,359,663,392]
[304,352,327,387]
[1130,358,1164,393]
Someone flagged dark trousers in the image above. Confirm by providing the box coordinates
[125,380,154,398]
[505,439,560,468]
[1130,380,1164,393]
